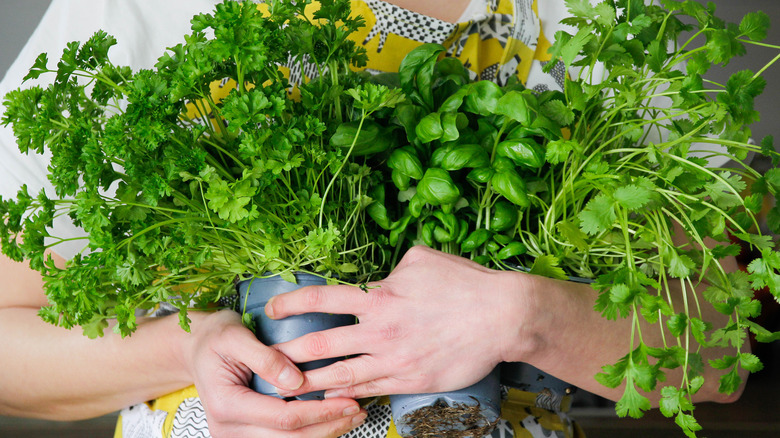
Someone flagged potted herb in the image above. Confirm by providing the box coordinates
[0,0,401,398]
[365,1,780,436]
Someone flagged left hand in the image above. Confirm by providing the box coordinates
[265,246,520,400]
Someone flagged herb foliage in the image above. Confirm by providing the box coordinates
[1,0,779,435]
[363,1,780,435]
[0,0,400,338]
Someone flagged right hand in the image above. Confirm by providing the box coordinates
[184,310,367,437]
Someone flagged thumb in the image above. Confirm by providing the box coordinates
[230,327,305,392]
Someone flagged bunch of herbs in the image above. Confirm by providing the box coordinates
[0,0,401,338]
[364,1,780,435]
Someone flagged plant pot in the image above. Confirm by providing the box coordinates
[237,273,355,401]
[389,367,502,437]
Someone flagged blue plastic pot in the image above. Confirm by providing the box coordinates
[237,273,355,401]
[389,367,502,437]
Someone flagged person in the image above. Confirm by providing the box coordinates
[0,1,748,437]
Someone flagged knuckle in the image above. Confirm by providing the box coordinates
[403,245,431,262]
[304,331,330,357]
[361,379,384,397]
[249,347,283,376]
[275,412,304,431]
[379,322,402,341]
[367,288,390,309]
[331,362,357,387]
[304,286,326,309]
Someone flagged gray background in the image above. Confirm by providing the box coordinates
[0,1,778,437]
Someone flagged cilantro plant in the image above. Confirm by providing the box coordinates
[366,1,780,435]
[0,0,401,338]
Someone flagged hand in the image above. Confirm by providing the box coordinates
[266,246,519,400]
[183,310,367,437]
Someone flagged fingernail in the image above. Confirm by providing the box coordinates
[278,366,303,390]
[343,406,360,417]
[264,298,276,319]
[352,412,368,427]
[324,389,345,399]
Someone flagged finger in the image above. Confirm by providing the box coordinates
[265,283,381,319]
[230,407,367,438]
[273,324,367,364]
[216,387,363,431]
[226,325,305,392]
[323,376,400,400]
[278,355,388,397]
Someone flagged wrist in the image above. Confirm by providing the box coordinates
[495,271,555,365]
[166,310,210,382]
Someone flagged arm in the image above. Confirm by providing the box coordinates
[0,252,365,437]
[267,245,748,405]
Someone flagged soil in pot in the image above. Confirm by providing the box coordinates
[397,400,501,438]
[390,367,502,437]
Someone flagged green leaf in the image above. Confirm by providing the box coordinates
[744,320,780,343]
[491,168,530,207]
[739,352,764,373]
[609,283,635,305]
[329,120,394,156]
[675,412,702,438]
[540,99,574,126]
[646,40,667,73]
[440,112,463,142]
[579,193,616,235]
[81,315,109,339]
[495,91,531,124]
[659,386,682,418]
[497,241,527,259]
[461,229,492,253]
[22,53,50,81]
[709,355,738,370]
[739,11,770,41]
[388,147,424,180]
[417,168,460,206]
[615,383,651,419]
[398,43,445,109]
[440,144,490,171]
[565,0,596,19]
[496,138,545,169]
[717,367,743,395]
[667,313,688,337]
[490,201,518,232]
[613,184,653,211]
[279,271,298,285]
[668,251,694,278]
[545,139,577,164]
[559,24,595,69]
[415,112,444,142]
[529,254,568,280]
[557,219,589,251]
[463,81,503,116]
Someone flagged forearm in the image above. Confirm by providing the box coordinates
[0,307,199,420]
[499,270,748,405]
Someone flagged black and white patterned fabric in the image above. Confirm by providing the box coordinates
[362,0,459,52]
[171,398,212,438]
